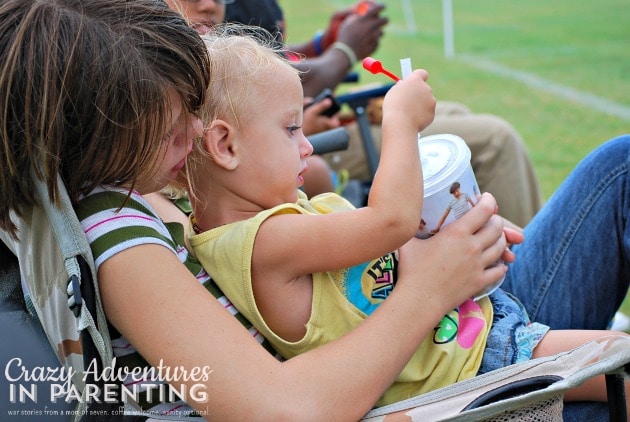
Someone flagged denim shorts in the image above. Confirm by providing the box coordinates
[477,289,550,375]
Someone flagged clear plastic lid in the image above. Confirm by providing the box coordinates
[419,134,472,197]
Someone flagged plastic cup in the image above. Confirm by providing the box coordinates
[416,134,503,300]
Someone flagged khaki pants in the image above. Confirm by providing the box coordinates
[321,101,543,227]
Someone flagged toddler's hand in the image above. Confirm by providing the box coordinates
[382,69,436,133]
[397,193,507,310]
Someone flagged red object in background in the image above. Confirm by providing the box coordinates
[354,0,375,16]
[326,16,343,45]
[362,57,400,82]
[322,1,378,51]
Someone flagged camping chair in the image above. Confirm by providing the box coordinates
[0,241,77,420]
[322,83,394,207]
[362,335,630,421]
[2,165,629,421]
[336,83,393,181]
[0,169,115,421]
[309,126,350,155]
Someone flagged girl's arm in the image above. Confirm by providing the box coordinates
[256,70,435,279]
[99,193,507,421]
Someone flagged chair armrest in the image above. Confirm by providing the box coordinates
[336,83,394,108]
[308,127,350,155]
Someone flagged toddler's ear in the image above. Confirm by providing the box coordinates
[204,120,239,171]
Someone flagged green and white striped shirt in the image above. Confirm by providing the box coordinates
[77,187,277,417]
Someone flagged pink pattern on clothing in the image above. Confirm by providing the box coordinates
[85,214,155,234]
[457,299,485,349]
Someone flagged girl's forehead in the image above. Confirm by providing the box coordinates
[165,87,182,110]
[162,88,189,133]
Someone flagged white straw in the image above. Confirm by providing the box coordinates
[400,58,420,139]
[400,58,412,79]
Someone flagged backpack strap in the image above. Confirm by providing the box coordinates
[29,172,119,420]
[32,171,112,369]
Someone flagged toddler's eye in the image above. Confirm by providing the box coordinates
[287,125,301,137]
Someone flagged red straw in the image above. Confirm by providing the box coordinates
[362,57,400,82]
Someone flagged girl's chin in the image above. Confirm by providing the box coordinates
[193,24,214,35]
[171,159,186,175]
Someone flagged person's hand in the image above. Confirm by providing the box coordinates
[500,226,524,263]
[488,205,524,263]
[303,97,341,136]
[319,9,352,51]
[333,3,388,60]
[396,193,507,311]
[383,69,436,133]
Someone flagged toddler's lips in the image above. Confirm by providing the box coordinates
[298,167,308,186]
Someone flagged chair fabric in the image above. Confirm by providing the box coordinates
[361,335,630,421]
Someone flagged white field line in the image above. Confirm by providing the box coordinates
[458,54,630,121]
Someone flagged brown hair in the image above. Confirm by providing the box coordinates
[0,0,210,239]
[449,182,461,194]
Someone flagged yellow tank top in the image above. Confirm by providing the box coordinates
[190,191,493,406]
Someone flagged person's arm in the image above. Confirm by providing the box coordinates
[285,8,351,58]
[99,193,508,421]
[293,5,388,97]
[256,70,434,280]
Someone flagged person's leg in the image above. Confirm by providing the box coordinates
[563,402,609,422]
[326,102,543,227]
[532,331,629,403]
[434,100,471,116]
[423,112,543,228]
[502,135,630,330]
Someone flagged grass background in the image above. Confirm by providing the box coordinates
[280,0,630,317]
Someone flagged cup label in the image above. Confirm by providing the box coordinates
[417,165,480,238]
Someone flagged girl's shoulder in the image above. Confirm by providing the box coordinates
[76,187,159,221]
[76,187,177,268]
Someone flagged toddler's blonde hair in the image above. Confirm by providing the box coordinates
[200,24,300,130]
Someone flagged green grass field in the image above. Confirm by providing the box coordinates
[280,0,630,316]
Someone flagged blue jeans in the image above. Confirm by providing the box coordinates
[501,135,630,421]
[478,289,549,374]
[502,134,630,330]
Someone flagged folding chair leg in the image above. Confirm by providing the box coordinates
[337,83,394,181]
[353,105,379,180]
[605,372,627,422]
